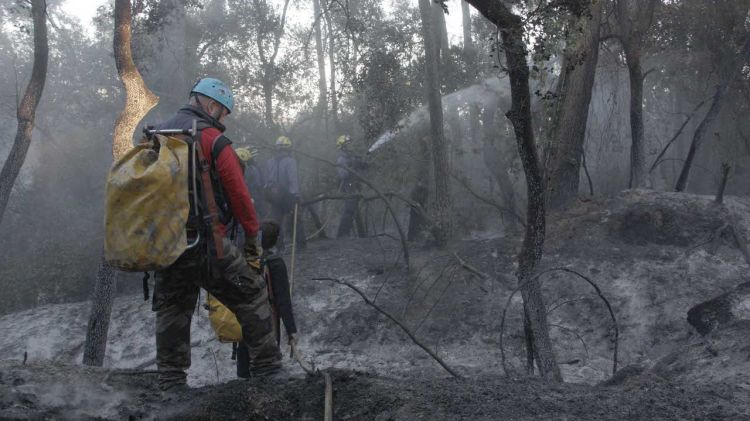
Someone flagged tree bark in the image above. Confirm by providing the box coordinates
[464,0,562,382]
[625,47,647,188]
[83,0,159,367]
[312,0,328,128]
[461,1,473,55]
[544,0,602,209]
[324,11,339,131]
[610,0,657,188]
[432,2,450,64]
[418,0,452,246]
[0,0,48,226]
[263,77,275,129]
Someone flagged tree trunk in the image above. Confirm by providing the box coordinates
[625,46,647,188]
[431,2,450,64]
[418,0,452,246]
[0,0,48,226]
[263,77,275,129]
[464,0,562,382]
[544,0,602,209]
[611,0,657,188]
[461,1,473,55]
[312,0,327,127]
[83,0,159,367]
[674,84,726,192]
[325,13,339,131]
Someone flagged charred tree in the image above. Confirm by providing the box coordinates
[465,0,562,381]
[674,83,728,192]
[674,32,750,192]
[83,0,159,366]
[605,0,657,188]
[418,0,453,246]
[544,0,602,209]
[0,0,48,226]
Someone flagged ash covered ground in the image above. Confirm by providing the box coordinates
[1,190,750,420]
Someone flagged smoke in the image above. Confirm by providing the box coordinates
[369,77,512,153]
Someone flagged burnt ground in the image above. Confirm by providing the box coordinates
[1,362,748,420]
[2,190,750,419]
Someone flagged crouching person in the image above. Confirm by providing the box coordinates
[152,78,281,391]
[237,221,298,379]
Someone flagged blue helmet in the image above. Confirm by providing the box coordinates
[191,77,234,114]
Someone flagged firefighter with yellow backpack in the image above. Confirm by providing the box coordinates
[104,77,281,391]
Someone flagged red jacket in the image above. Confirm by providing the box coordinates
[201,127,259,237]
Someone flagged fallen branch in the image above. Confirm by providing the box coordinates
[314,277,460,378]
[453,252,490,293]
[499,267,619,377]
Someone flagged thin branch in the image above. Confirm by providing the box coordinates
[549,323,590,364]
[649,98,708,173]
[314,277,460,378]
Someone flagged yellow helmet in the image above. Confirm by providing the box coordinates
[336,135,352,149]
[235,147,257,162]
[276,136,292,148]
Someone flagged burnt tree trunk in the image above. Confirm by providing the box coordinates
[0,0,48,226]
[418,0,452,246]
[465,0,562,381]
[83,0,159,366]
[544,0,602,209]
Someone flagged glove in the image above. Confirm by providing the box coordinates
[243,235,262,271]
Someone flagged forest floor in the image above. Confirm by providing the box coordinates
[1,189,750,420]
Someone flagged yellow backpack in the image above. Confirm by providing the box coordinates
[104,134,191,271]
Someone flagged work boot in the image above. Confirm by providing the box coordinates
[251,349,283,378]
[157,369,188,393]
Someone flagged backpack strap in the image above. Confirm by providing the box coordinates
[194,131,226,260]
[212,135,232,163]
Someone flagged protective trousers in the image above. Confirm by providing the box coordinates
[153,237,280,388]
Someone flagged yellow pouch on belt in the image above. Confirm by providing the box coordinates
[207,294,242,343]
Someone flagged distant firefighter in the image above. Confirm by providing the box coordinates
[265,136,306,249]
[335,135,367,238]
